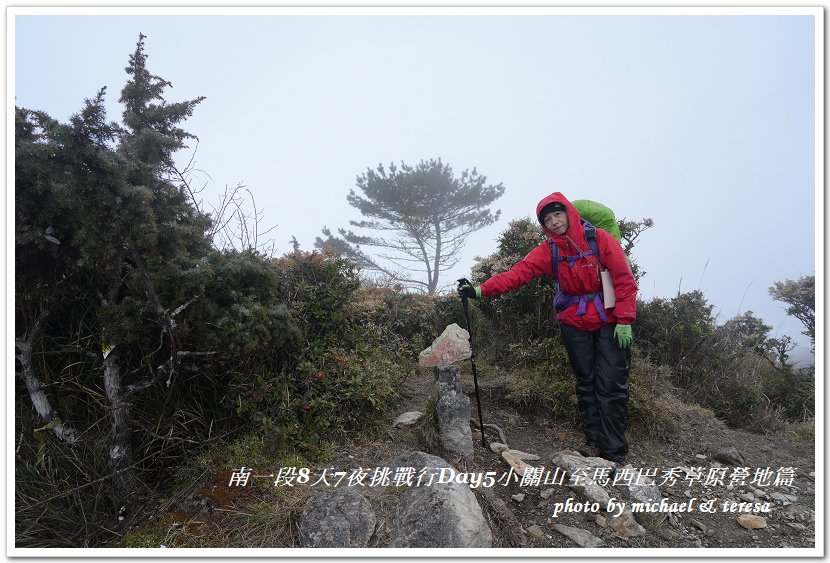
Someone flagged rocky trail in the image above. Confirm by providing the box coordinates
[143,359,816,552]
[377,364,816,550]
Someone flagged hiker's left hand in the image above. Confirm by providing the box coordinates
[614,324,633,348]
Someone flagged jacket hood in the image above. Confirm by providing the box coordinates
[536,192,585,245]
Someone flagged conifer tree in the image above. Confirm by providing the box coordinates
[15,34,212,499]
[316,158,505,294]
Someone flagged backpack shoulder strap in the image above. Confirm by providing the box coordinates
[548,239,560,284]
[581,220,601,262]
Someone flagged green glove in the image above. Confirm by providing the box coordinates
[456,279,481,299]
[614,324,633,348]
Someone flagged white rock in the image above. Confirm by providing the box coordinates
[418,324,471,367]
[489,442,509,454]
[392,411,423,428]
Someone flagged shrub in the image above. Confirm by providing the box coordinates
[635,290,813,431]
[354,288,438,358]
[230,250,404,452]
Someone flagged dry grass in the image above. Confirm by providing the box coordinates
[413,395,441,452]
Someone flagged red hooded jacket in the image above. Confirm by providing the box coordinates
[480,192,637,331]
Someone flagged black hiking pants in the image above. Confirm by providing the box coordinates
[559,322,631,462]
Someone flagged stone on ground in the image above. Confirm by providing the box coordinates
[418,323,471,367]
[619,463,668,529]
[489,442,509,454]
[550,451,614,505]
[392,411,423,428]
[608,509,647,538]
[552,523,606,547]
[737,514,767,529]
[507,449,540,461]
[501,450,533,474]
[385,451,492,548]
[298,487,377,548]
[526,524,546,540]
[713,446,746,466]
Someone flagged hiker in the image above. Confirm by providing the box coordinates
[457,193,637,464]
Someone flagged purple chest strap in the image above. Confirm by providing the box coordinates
[554,290,608,322]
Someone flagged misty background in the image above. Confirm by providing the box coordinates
[12,9,819,364]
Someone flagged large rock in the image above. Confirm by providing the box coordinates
[550,451,615,506]
[435,365,474,459]
[386,451,492,548]
[619,463,668,529]
[419,324,472,367]
[298,487,377,548]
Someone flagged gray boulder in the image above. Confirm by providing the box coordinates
[386,451,492,548]
[550,451,614,505]
[713,446,746,466]
[434,365,474,459]
[298,487,377,548]
[619,463,668,529]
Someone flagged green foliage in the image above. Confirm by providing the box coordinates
[15,35,375,548]
[315,157,505,294]
[634,290,716,372]
[635,290,814,430]
[499,337,579,420]
[769,275,815,348]
[354,287,439,357]
[119,34,205,170]
[226,250,403,452]
[617,217,654,282]
[278,249,362,351]
[234,345,400,452]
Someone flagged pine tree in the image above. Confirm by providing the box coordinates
[316,158,505,294]
[15,34,212,500]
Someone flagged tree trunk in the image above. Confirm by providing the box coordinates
[16,336,78,445]
[102,345,138,498]
[429,221,441,295]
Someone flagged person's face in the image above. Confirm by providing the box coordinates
[543,210,569,235]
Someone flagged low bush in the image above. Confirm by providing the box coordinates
[229,250,404,452]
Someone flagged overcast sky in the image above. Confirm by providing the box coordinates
[11,7,821,362]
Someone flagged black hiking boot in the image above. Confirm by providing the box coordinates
[577,444,601,458]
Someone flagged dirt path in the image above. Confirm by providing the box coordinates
[142,364,815,551]
[350,365,817,550]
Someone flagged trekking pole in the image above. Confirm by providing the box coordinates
[458,278,487,448]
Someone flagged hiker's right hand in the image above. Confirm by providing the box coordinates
[457,280,481,299]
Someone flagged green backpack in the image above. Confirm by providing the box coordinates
[571,199,622,243]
